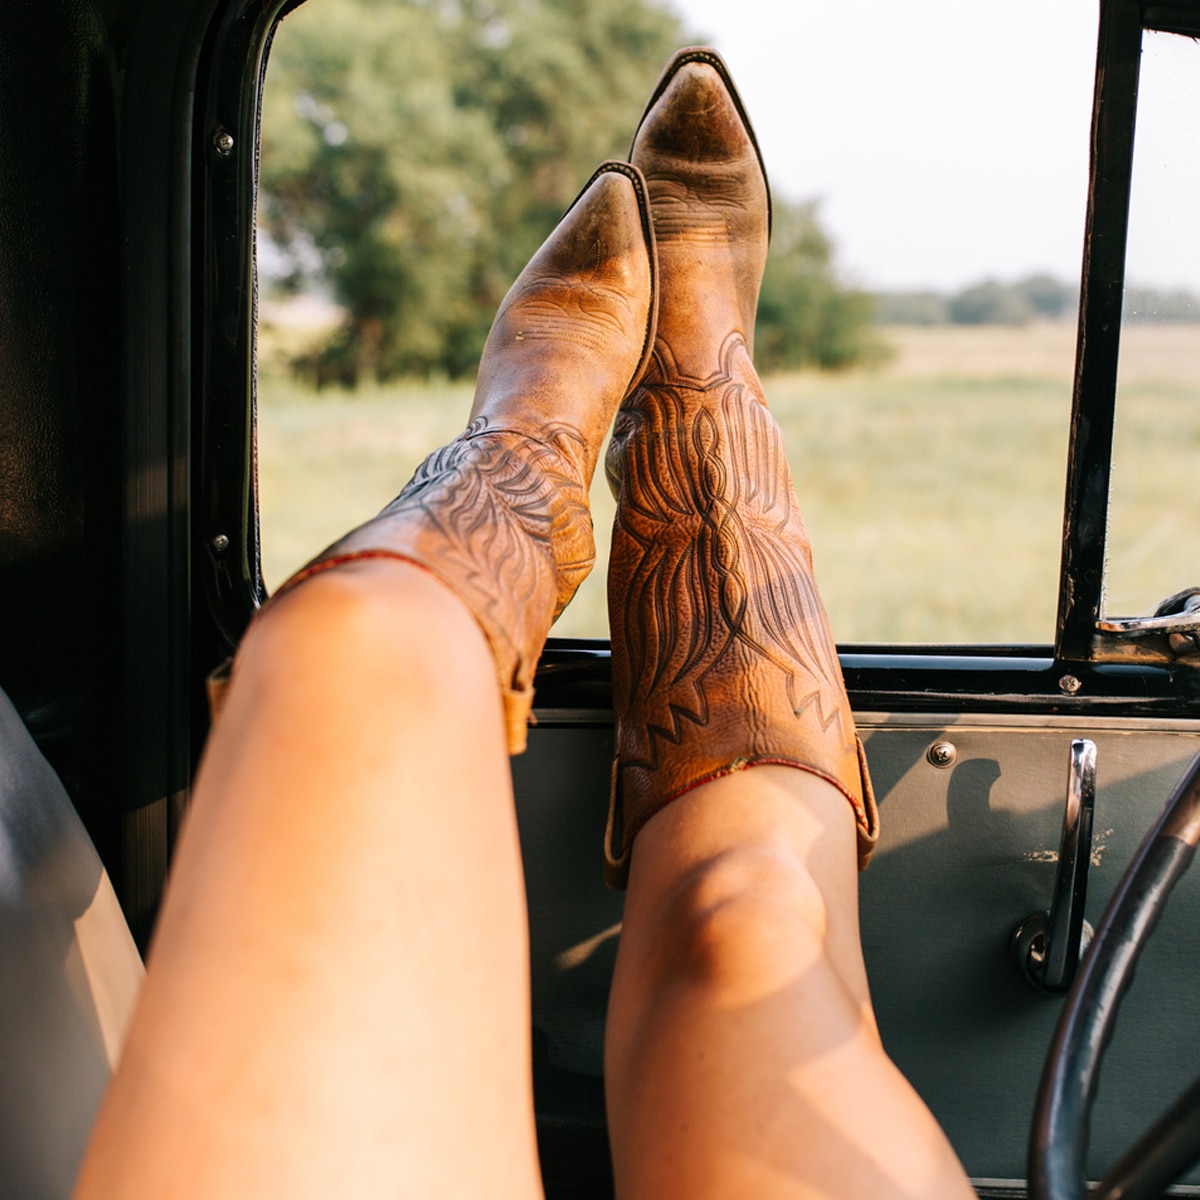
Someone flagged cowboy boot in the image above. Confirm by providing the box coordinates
[272,161,658,755]
[604,50,877,887]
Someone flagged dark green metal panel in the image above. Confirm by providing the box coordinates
[515,715,1200,1192]
[858,718,1200,1186]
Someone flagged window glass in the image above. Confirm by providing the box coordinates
[1103,30,1200,621]
[257,0,1097,644]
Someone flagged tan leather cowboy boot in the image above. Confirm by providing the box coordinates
[274,162,658,755]
[604,49,877,887]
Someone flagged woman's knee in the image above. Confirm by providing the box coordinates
[656,839,830,998]
[239,560,491,699]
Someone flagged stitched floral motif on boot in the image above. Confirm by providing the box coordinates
[607,335,857,773]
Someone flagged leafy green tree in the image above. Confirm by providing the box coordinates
[947,279,1035,326]
[260,0,681,382]
[875,275,1079,326]
[261,0,882,381]
[754,199,883,371]
[873,291,950,325]
[1015,273,1075,319]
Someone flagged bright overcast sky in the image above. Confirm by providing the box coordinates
[664,0,1200,292]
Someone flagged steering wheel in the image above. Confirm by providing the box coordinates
[1029,749,1200,1199]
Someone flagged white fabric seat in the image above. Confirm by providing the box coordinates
[0,688,143,1199]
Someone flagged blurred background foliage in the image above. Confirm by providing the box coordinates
[875,275,1078,327]
[756,200,883,371]
[259,0,881,383]
[875,275,1199,327]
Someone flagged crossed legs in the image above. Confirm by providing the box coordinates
[76,569,970,1200]
[76,47,973,1200]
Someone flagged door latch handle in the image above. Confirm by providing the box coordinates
[1011,738,1097,992]
[1098,587,1200,636]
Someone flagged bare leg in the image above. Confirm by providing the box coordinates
[606,766,973,1199]
[75,563,544,1198]
[604,49,973,1200]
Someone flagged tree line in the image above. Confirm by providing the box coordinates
[876,275,1199,326]
[258,0,879,385]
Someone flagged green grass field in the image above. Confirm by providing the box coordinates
[258,322,1200,645]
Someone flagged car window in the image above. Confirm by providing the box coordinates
[1103,29,1200,623]
[256,0,1114,646]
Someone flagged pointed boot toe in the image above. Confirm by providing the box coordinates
[630,49,769,368]
[604,53,876,888]
[275,162,657,755]
[632,48,770,227]
[477,163,658,445]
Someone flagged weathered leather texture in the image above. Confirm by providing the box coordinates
[606,338,878,884]
[604,50,876,886]
[282,422,598,754]
[277,163,657,755]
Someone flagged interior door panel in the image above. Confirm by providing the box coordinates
[515,709,1200,1194]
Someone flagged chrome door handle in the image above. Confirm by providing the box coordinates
[1012,739,1098,992]
[1098,587,1200,635]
